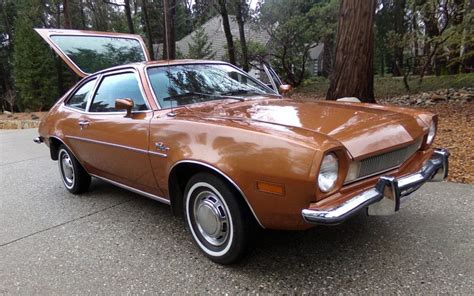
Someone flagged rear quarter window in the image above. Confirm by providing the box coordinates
[65,79,97,110]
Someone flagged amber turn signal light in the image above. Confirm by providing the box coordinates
[256,181,285,195]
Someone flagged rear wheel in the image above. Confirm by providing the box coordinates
[184,173,252,264]
[58,145,90,194]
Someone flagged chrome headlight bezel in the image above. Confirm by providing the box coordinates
[426,121,437,145]
[318,153,339,193]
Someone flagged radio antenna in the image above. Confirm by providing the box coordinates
[163,0,176,117]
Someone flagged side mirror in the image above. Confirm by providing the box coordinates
[115,98,134,117]
[279,84,293,95]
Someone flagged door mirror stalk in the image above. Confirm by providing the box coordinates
[115,98,134,117]
[279,84,293,95]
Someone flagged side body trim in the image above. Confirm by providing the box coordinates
[65,135,168,158]
[66,135,147,154]
[91,174,170,205]
[169,160,264,228]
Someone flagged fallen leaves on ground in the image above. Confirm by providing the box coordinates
[404,102,473,184]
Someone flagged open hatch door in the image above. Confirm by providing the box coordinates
[34,28,151,77]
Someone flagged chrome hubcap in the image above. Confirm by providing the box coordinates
[194,190,229,246]
[60,151,74,187]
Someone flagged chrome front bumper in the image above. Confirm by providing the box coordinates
[302,148,449,225]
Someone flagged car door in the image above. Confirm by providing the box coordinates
[262,63,283,94]
[72,70,161,196]
[34,29,161,195]
[59,76,98,155]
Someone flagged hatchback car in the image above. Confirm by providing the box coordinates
[34,29,449,264]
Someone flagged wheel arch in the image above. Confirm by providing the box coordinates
[48,136,85,171]
[49,136,64,160]
[168,160,264,228]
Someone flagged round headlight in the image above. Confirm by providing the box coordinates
[318,153,339,192]
[426,121,436,145]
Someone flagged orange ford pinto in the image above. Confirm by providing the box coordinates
[34,29,449,264]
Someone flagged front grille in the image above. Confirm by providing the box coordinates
[354,139,422,181]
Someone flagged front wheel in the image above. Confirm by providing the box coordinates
[184,173,252,264]
[58,145,91,194]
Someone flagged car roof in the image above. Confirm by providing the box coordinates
[91,59,231,76]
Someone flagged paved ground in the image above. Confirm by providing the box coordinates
[0,129,473,295]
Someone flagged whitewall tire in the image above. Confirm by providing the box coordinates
[184,173,252,264]
[58,145,91,194]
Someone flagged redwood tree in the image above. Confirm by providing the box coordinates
[326,0,376,103]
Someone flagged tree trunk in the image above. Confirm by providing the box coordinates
[63,0,72,29]
[461,0,474,72]
[235,0,249,71]
[0,0,13,109]
[169,0,176,59]
[56,57,65,96]
[380,51,385,77]
[124,0,135,33]
[163,0,176,59]
[142,0,155,59]
[327,0,376,103]
[56,2,65,95]
[1,1,12,43]
[391,0,406,76]
[133,0,138,15]
[79,0,86,29]
[218,0,236,65]
[448,0,464,74]
[56,2,61,28]
[421,1,443,75]
[411,0,419,75]
[322,37,334,77]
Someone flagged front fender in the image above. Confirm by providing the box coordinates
[149,116,337,229]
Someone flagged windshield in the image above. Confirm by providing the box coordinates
[147,64,275,109]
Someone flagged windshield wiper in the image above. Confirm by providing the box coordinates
[163,92,245,102]
[220,89,264,96]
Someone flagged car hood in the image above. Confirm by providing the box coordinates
[176,98,427,159]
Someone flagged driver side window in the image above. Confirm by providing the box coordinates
[89,72,148,112]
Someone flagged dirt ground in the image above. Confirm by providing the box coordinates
[0,111,47,121]
[1,100,472,184]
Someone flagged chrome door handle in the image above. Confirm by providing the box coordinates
[78,120,90,130]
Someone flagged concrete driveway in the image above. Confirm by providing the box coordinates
[1,128,473,294]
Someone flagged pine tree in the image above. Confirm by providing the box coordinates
[12,0,59,111]
[186,26,215,59]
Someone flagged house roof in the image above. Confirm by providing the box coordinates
[154,16,324,62]
[309,43,324,60]
[155,15,271,60]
